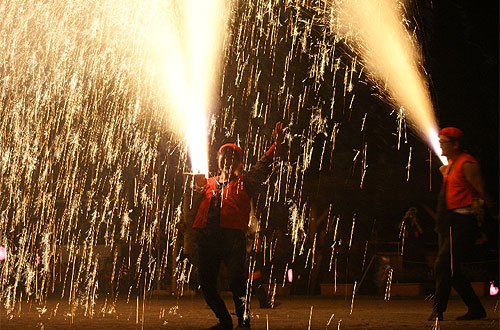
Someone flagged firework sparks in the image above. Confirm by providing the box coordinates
[348,214,356,251]
[308,305,314,330]
[326,312,335,328]
[350,281,357,315]
[384,267,394,301]
[331,0,444,162]
[406,146,412,181]
[431,316,440,330]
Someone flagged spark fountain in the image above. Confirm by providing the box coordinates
[162,0,228,175]
[331,0,447,164]
[0,0,227,317]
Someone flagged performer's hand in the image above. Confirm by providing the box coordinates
[177,220,186,233]
[272,121,285,145]
[439,165,448,176]
[194,173,207,188]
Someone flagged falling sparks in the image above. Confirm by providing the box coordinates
[289,202,306,263]
[399,222,406,256]
[308,305,314,330]
[0,0,202,316]
[326,313,335,328]
[350,281,357,315]
[348,214,356,251]
[361,241,369,272]
[384,268,394,301]
[360,143,368,188]
[431,317,440,330]
[406,146,412,181]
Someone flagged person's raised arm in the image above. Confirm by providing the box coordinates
[244,122,285,197]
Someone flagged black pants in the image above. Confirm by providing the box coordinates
[433,212,483,313]
[197,228,249,324]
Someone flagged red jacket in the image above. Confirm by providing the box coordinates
[443,152,479,209]
[192,144,277,232]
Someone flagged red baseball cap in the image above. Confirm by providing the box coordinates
[217,143,243,159]
[439,127,463,140]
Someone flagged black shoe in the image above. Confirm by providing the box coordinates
[260,301,280,309]
[427,311,443,321]
[260,301,272,309]
[204,321,233,330]
[456,308,486,320]
[236,318,250,329]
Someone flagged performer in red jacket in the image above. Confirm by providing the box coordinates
[193,122,284,330]
[429,127,495,321]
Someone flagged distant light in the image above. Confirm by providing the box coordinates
[287,268,293,283]
[0,246,6,261]
[490,281,499,296]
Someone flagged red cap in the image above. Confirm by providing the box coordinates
[217,143,243,159]
[439,127,463,140]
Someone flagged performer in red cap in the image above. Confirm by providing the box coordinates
[428,127,496,321]
[192,122,284,330]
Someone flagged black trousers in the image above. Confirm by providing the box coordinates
[248,250,270,307]
[433,212,483,313]
[197,228,248,324]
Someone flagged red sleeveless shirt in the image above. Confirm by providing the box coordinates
[443,153,479,209]
[192,176,251,232]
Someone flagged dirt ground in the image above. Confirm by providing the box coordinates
[0,295,498,330]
